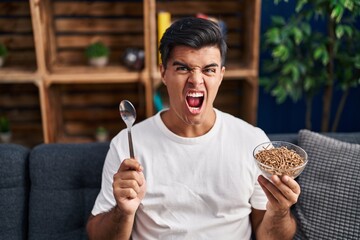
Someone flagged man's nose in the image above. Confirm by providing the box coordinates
[188,69,204,86]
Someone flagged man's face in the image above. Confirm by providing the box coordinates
[160,45,225,131]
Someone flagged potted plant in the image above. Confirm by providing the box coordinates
[0,116,11,143]
[0,43,8,68]
[95,126,109,142]
[261,1,360,131]
[85,42,110,67]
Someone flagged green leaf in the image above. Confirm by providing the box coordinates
[272,85,287,103]
[304,76,314,91]
[292,27,303,45]
[259,77,270,86]
[344,25,353,37]
[335,24,353,39]
[313,45,329,65]
[331,5,344,22]
[354,55,360,68]
[289,85,302,102]
[85,42,110,58]
[274,0,289,5]
[0,43,8,57]
[272,44,289,61]
[344,0,354,11]
[335,25,345,38]
[271,16,286,25]
[321,51,329,65]
[291,66,300,83]
[265,28,281,44]
[301,22,312,36]
[295,0,308,12]
[314,46,323,60]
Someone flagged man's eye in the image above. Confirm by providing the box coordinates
[176,66,190,72]
[203,68,216,74]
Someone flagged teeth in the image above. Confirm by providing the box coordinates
[187,92,203,97]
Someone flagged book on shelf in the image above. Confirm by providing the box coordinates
[157,11,171,65]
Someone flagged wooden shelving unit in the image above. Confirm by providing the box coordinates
[0,0,261,146]
[29,0,152,143]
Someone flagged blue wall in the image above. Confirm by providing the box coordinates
[258,1,360,133]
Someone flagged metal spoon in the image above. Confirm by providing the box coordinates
[119,100,136,158]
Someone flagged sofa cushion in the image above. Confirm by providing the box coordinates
[28,142,109,240]
[0,143,29,240]
[293,129,360,239]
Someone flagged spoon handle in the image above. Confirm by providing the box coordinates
[128,129,135,158]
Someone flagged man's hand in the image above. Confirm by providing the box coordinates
[258,175,300,217]
[253,175,299,240]
[113,158,146,216]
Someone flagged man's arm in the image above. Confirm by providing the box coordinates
[251,175,299,240]
[86,207,135,240]
[87,158,146,240]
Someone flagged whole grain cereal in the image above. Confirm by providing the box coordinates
[255,145,305,176]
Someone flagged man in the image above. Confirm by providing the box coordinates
[87,17,299,239]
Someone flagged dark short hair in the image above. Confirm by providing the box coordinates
[159,17,227,68]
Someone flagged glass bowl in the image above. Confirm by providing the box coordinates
[253,141,308,179]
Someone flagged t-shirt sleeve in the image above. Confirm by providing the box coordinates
[250,170,268,210]
[249,127,269,210]
[91,139,122,216]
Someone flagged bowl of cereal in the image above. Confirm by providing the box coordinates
[253,141,308,179]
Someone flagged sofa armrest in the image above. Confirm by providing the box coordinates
[28,142,109,240]
[0,143,29,240]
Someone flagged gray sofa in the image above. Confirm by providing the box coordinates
[1,130,359,240]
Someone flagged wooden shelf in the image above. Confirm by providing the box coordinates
[45,65,144,85]
[0,68,39,83]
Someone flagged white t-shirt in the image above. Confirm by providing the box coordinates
[92,109,269,239]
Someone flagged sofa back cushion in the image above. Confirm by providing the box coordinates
[28,142,109,240]
[293,130,360,239]
[0,143,29,240]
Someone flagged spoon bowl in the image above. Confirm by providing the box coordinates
[119,100,137,158]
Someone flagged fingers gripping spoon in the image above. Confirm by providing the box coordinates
[119,100,136,158]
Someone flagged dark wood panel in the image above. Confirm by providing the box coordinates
[53,2,143,16]
[0,35,35,49]
[0,2,34,68]
[0,83,43,147]
[0,93,39,108]
[56,49,126,65]
[61,93,139,106]
[56,35,144,48]
[64,121,123,137]
[55,18,143,33]
[0,18,33,32]
[1,50,36,66]
[157,1,243,15]
[50,83,146,140]
[0,2,30,16]
[58,82,138,91]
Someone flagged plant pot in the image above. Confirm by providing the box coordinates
[88,56,108,67]
[0,57,4,68]
[0,132,12,143]
[96,132,109,142]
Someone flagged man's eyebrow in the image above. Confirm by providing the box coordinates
[172,61,219,69]
[172,61,189,67]
[204,63,219,68]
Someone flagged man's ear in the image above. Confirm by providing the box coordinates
[219,66,225,86]
[160,64,166,86]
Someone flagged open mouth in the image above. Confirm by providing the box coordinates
[186,91,204,113]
